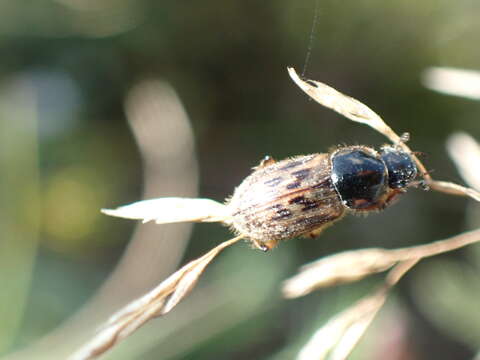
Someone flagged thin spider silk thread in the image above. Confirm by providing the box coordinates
[302,0,320,77]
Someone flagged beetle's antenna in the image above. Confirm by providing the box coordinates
[302,0,320,77]
[409,170,434,190]
[411,179,430,191]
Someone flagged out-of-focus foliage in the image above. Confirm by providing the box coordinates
[0,1,479,359]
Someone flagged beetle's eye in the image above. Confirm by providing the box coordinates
[380,148,417,189]
[331,149,388,209]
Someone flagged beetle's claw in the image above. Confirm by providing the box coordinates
[419,180,430,191]
[252,239,271,252]
[255,155,276,169]
[259,244,269,252]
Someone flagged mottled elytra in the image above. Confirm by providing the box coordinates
[227,145,418,251]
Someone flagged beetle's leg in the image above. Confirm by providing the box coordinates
[391,132,411,149]
[254,155,276,169]
[252,239,278,252]
[379,189,406,209]
[416,179,430,191]
[399,132,410,143]
[252,239,268,252]
[306,227,325,239]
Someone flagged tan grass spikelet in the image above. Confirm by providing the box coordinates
[282,228,480,300]
[282,248,397,298]
[69,235,243,360]
[101,197,232,224]
[296,260,418,360]
[297,288,388,360]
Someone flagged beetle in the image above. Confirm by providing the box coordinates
[227,144,417,251]
[103,69,422,254]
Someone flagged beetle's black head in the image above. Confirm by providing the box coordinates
[380,146,418,189]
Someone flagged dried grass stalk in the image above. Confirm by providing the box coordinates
[297,289,387,360]
[101,197,232,224]
[428,180,480,202]
[296,259,418,360]
[284,228,480,298]
[283,248,397,298]
[69,235,243,360]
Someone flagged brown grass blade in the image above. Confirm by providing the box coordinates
[69,235,243,360]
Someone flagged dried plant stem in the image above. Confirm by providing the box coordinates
[296,258,421,360]
[289,228,480,359]
[296,260,417,360]
[384,258,419,286]
[70,235,244,360]
[284,228,480,298]
[428,180,480,201]
[389,227,480,261]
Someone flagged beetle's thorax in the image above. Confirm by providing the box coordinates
[330,145,417,211]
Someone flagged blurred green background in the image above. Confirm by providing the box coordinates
[1,1,480,359]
